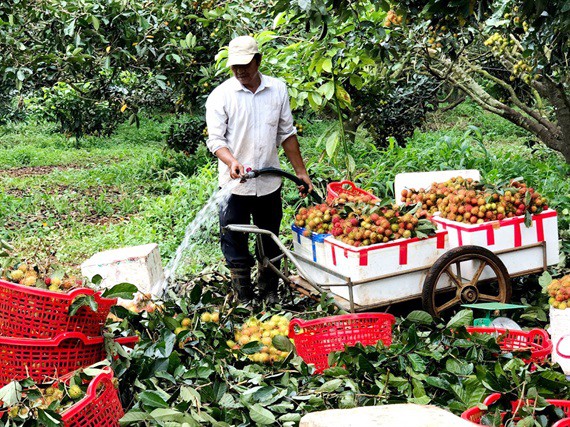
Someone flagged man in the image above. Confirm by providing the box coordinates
[206,35,313,305]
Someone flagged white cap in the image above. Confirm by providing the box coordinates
[227,36,259,66]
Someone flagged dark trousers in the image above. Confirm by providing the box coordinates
[219,187,283,270]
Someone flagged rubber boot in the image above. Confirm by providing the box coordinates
[230,267,255,303]
[257,265,279,305]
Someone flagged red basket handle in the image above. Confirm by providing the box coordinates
[528,328,550,342]
[334,180,357,191]
[61,367,115,420]
[288,318,306,338]
[0,279,99,301]
[556,335,570,359]
[93,291,118,306]
[483,393,503,406]
[0,332,104,346]
[115,336,139,348]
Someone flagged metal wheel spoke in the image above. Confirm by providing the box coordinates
[478,293,503,302]
[444,266,464,289]
[436,295,462,313]
[470,261,488,285]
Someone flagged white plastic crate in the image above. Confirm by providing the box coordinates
[291,224,329,263]
[433,209,559,276]
[324,230,449,306]
[80,243,164,296]
[291,224,335,284]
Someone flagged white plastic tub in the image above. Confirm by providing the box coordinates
[433,209,559,275]
[394,169,481,201]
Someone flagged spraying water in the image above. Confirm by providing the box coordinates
[153,179,241,296]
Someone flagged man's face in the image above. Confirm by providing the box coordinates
[230,58,260,88]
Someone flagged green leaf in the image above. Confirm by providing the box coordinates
[445,359,473,376]
[150,408,184,421]
[272,335,293,352]
[407,353,427,372]
[446,309,473,329]
[91,15,100,31]
[325,130,339,157]
[279,413,302,422]
[249,403,276,425]
[319,81,335,100]
[321,58,333,73]
[316,379,343,393]
[101,283,138,299]
[180,386,201,407]
[538,271,552,288]
[190,283,202,304]
[405,310,433,325]
[119,410,152,424]
[69,294,98,316]
[241,341,264,355]
[0,381,22,406]
[38,409,62,426]
[90,274,103,285]
[138,391,169,409]
[308,91,323,109]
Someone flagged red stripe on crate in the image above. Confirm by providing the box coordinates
[399,242,407,265]
[437,231,446,248]
[331,245,337,266]
[536,216,544,242]
[514,220,522,247]
[359,249,368,266]
[485,225,495,245]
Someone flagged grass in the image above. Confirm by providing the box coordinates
[1,102,568,280]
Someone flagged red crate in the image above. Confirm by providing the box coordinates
[288,313,395,374]
[462,393,570,426]
[466,327,552,364]
[0,279,116,338]
[326,180,379,204]
[0,333,138,384]
[62,368,124,427]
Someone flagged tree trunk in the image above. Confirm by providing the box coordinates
[425,54,570,163]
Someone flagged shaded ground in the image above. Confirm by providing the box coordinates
[0,164,86,178]
[2,178,137,229]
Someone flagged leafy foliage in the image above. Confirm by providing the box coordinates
[36,82,121,140]
[354,75,440,147]
[165,116,207,156]
[113,276,570,426]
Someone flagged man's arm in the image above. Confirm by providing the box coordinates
[282,134,313,195]
[214,147,244,180]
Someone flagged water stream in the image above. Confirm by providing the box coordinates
[153,179,241,296]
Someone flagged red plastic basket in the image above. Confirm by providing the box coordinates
[326,180,379,204]
[466,327,553,364]
[61,368,124,427]
[0,333,138,384]
[462,393,570,427]
[288,313,395,374]
[0,279,117,338]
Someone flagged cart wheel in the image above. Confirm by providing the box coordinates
[422,245,511,317]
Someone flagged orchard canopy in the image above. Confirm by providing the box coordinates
[1,0,569,162]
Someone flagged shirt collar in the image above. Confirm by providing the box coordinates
[231,72,271,93]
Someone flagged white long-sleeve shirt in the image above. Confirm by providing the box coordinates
[205,73,297,196]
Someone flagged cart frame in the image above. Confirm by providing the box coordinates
[225,224,549,315]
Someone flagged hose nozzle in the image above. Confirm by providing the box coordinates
[239,168,258,183]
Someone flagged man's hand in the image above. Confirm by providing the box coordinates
[229,159,244,180]
[296,172,314,197]
[215,147,244,180]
